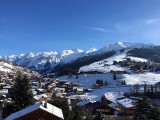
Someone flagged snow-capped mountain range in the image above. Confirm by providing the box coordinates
[0,42,154,71]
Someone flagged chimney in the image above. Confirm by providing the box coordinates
[44,101,47,108]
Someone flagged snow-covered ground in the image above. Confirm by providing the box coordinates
[69,86,134,103]
[79,51,148,73]
[60,72,160,103]
[0,61,14,72]
[0,61,40,77]
[58,71,160,103]
[58,71,160,89]
[58,73,115,88]
[122,72,160,85]
[129,56,148,62]
[79,52,127,73]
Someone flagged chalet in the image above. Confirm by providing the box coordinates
[56,92,67,98]
[53,87,65,93]
[32,85,39,90]
[36,88,47,94]
[34,94,48,102]
[104,92,125,103]
[3,85,12,90]
[48,83,57,91]
[8,74,15,79]
[45,92,52,99]
[57,80,68,87]
[76,88,84,95]
[77,100,118,116]
[92,83,100,89]
[32,81,39,86]
[5,102,64,120]
[94,104,116,116]
[0,95,12,108]
[0,89,8,95]
[117,98,136,116]
[77,99,97,108]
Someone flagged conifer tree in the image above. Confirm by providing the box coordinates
[76,73,78,79]
[2,73,34,118]
[11,73,34,112]
[50,93,70,119]
[151,85,154,98]
[113,73,117,80]
[100,80,103,86]
[144,83,147,95]
[124,80,126,85]
[72,106,84,120]
[154,85,157,98]
[104,80,108,86]
[134,97,160,120]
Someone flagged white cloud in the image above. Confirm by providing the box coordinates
[114,18,160,32]
[83,18,160,44]
[85,26,110,32]
[108,18,160,44]
[145,18,160,25]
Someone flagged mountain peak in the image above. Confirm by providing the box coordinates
[86,48,97,53]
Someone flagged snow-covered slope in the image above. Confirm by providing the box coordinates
[95,42,153,54]
[0,60,40,77]
[79,51,148,73]
[0,42,154,71]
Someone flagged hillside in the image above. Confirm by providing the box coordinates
[0,60,40,78]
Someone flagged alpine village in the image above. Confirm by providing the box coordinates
[0,42,160,120]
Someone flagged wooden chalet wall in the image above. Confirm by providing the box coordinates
[16,108,63,120]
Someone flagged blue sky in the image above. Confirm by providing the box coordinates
[1,0,160,55]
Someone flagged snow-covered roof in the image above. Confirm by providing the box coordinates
[34,94,48,100]
[77,88,84,92]
[0,89,8,94]
[129,96,143,100]
[32,85,38,89]
[5,102,64,120]
[54,87,65,91]
[108,102,120,110]
[37,88,47,93]
[3,86,11,89]
[104,92,124,102]
[117,98,135,108]
[77,99,96,106]
[108,102,117,108]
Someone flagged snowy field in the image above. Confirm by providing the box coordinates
[58,73,117,88]
[122,72,160,85]
[58,72,160,89]
[69,86,134,103]
[58,72,160,103]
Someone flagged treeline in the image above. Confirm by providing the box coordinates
[128,47,160,62]
[124,84,160,99]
